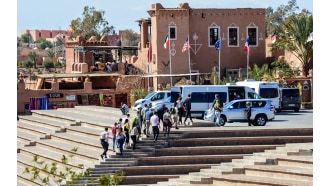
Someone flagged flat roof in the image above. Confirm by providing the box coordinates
[37,73,122,79]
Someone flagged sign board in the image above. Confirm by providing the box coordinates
[47,93,64,98]
[66,95,76,101]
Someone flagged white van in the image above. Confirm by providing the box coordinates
[133,91,171,111]
[236,80,280,111]
[170,85,260,118]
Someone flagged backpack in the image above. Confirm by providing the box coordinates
[214,100,220,109]
[170,107,176,115]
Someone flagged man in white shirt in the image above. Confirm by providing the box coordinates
[150,111,160,142]
[100,127,109,160]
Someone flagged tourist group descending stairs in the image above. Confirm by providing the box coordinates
[17,106,313,185]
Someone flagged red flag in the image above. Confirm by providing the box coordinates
[182,37,190,53]
[147,42,152,63]
[163,34,169,49]
[243,37,250,56]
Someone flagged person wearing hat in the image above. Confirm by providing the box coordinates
[245,101,252,126]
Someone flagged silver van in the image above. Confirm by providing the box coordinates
[279,88,301,112]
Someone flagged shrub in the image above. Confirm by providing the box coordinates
[43,60,54,69]
[23,60,34,68]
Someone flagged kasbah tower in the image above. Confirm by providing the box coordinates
[134,3,266,89]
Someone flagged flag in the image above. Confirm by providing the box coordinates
[182,37,190,53]
[163,34,170,49]
[271,34,276,43]
[307,32,313,42]
[147,42,152,63]
[214,38,221,51]
[243,37,250,56]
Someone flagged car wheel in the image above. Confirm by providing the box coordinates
[254,114,267,126]
[219,115,226,126]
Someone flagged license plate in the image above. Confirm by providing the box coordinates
[289,104,295,106]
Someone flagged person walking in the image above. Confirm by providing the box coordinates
[211,94,224,127]
[150,111,160,142]
[163,108,172,137]
[116,128,126,155]
[123,119,130,148]
[144,108,154,137]
[120,102,129,115]
[170,102,179,129]
[176,96,184,126]
[100,127,110,160]
[183,94,193,125]
[111,122,118,152]
[157,104,167,131]
[130,124,139,150]
[245,101,252,126]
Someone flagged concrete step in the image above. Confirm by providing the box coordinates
[17,130,40,143]
[17,122,53,139]
[120,175,180,185]
[153,144,279,156]
[89,164,213,176]
[276,155,313,169]
[18,115,73,129]
[136,154,245,166]
[212,174,313,186]
[244,164,313,182]
[17,164,50,186]
[18,145,95,168]
[180,128,313,139]
[171,136,313,147]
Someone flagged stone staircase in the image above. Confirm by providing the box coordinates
[17,106,313,186]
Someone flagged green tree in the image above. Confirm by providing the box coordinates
[21,33,32,43]
[121,29,140,55]
[22,59,34,68]
[271,13,313,76]
[270,59,294,78]
[265,0,312,37]
[35,38,53,50]
[28,51,38,69]
[43,60,54,70]
[47,50,55,60]
[70,6,115,40]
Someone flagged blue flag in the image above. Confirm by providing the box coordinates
[215,39,221,51]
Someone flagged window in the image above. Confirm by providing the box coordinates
[228,27,239,46]
[259,88,279,98]
[207,92,227,103]
[169,26,176,40]
[209,27,220,46]
[151,92,165,101]
[191,92,207,103]
[247,27,257,46]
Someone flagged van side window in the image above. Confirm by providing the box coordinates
[191,92,207,103]
[248,92,259,99]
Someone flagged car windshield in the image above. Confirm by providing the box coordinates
[223,101,235,108]
[144,92,157,99]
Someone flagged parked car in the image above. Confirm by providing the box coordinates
[279,88,301,112]
[133,91,170,111]
[151,96,172,111]
[204,99,275,126]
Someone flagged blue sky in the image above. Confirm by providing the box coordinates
[17,0,313,36]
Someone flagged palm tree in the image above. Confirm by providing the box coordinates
[271,13,313,77]
[28,51,38,69]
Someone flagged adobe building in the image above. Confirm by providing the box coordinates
[133,3,266,89]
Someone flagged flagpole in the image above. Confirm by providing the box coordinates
[168,30,173,86]
[247,49,249,79]
[187,35,192,85]
[218,37,221,84]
